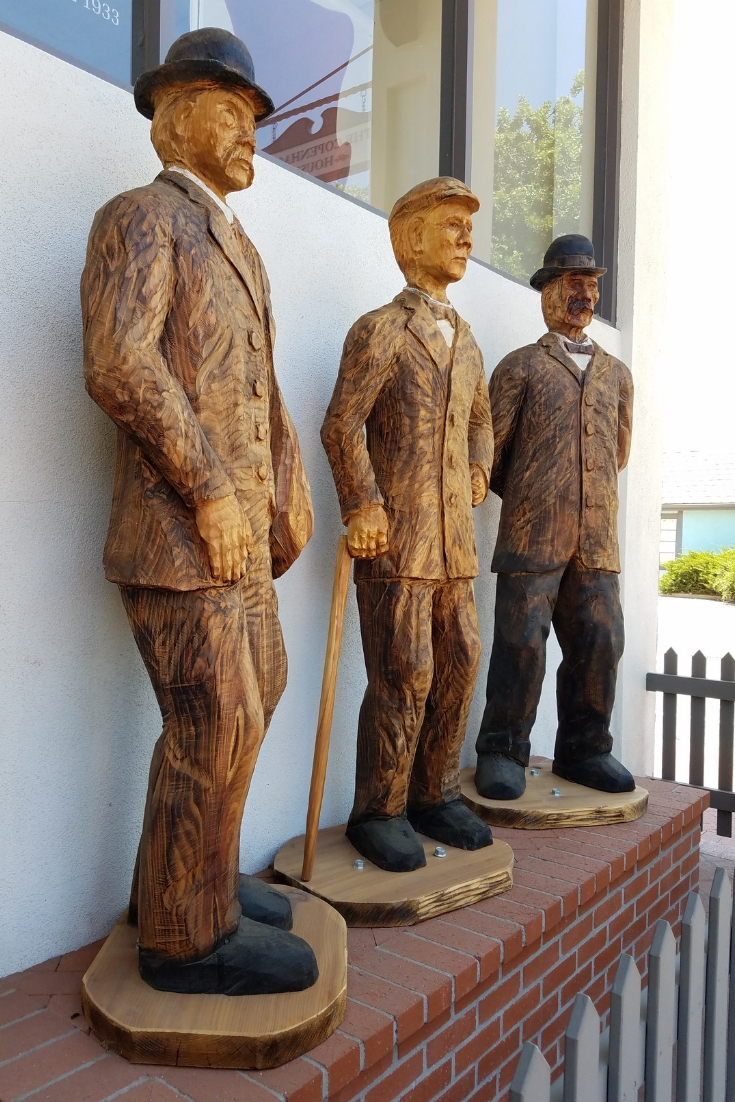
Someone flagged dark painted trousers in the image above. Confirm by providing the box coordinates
[122,564,286,962]
[350,578,482,825]
[476,557,624,767]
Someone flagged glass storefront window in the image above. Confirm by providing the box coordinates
[470,0,598,282]
[163,0,442,214]
[0,0,133,85]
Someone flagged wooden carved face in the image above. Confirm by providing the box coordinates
[409,199,474,287]
[542,271,600,332]
[154,84,258,196]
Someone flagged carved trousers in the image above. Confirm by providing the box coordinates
[350,578,481,824]
[476,557,624,767]
[121,565,286,962]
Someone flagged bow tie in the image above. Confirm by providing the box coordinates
[564,339,593,355]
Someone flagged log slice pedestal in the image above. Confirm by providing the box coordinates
[460,757,648,829]
[81,886,347,1069]
[273,823,514,927]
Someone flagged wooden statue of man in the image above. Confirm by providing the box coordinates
[81,29,318,995]
[474,234,635,800]
[321,178,495,873]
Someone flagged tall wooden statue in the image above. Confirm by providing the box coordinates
[81,29,318,995]
[474,234,635,801]
[321,178,495,873]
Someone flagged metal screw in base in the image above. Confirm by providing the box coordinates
[529,768,539,777]
[551,788,562,798]
[353,859,365,870]
[434,846,447,858]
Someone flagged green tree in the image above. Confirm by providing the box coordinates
[492,71,585,281]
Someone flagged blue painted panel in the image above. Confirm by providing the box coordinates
[681,509,735,554]
[0,0,132,84]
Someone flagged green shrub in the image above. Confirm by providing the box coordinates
[659,546,735,601]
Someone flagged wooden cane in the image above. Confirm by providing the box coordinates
[301,535,353,882]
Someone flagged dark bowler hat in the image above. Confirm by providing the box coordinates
[389,177,480,225]
[134,28,275,122]
[529,234,606,292]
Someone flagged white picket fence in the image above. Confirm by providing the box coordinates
[510,866,735,1102]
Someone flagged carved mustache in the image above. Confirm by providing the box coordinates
[567,297,594,316]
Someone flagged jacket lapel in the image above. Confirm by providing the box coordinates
[583,341,610,384]
[538,332,583,384]
[400,292,452,374]
[159,170,262,321]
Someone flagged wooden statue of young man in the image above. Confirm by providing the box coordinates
[321,178,495,873]
[474,234,635,800]
[81,29,318,994]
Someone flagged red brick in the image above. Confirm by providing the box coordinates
[593,889,623,929]
[477,1027,521,1082]
[561,913,593,955]
[517,856,593,906]
[522,992,560,1043]
[348,945,452,1021]
[329,1054,393,1102]
[397,1008,451,1060]
[0,1027,108,1100]
[400,1059,452,1102]
[56,941,106,973]
[161,1066,274,1102]
[0,1010,73,1063]
[502,885,563,933]
[415,919,501,981]
[0,989,50,1026]
[622,913,648,952]
[339,998,394,1070]
[513,870,578,918]
[11,971,86,996]
[578,928,607,968]
[307,1030,361,1095]
[536,847,612,893]
[381,931,478,1001]
[608,901,636,941]
[436,1066,476,1102]
[46,992,87,1030]
[594,936,623,977]
[556,836,629,882]
[112,1084,188,1101]
[478,970,521,1023]
[246,1057,322,1102]
[471,897,543,948]
[426,1008,477,1068]
[454,1018,501,1075]
[347,969,424,1043]
[522,941,560,988]
[560,962,592,1007]
[542,953,577,998]
[502,982,540,1033]
[541,1004,576,1051]
[365,1051,423,1102]
[467,1075,499,1102]
[644,895,670,928]
[623,868,649,904]
[448,908,522,965]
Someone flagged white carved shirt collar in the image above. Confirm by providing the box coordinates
[167,165,235,224]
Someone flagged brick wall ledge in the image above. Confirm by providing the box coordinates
[0,778,707,1102]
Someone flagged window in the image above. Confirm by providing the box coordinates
[0,0,621,319]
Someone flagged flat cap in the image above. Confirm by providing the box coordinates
[389,177,480,224]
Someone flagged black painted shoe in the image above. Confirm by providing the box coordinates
[346,816,427,873]
[475,753,526,800]
[138,916,319,995]
[552,752,635,793]
[238,874,293,930]
[408,799,493,850]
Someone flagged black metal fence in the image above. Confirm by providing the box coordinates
[647,648,735,837]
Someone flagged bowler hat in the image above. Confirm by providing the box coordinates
[134,28,275,122]
[389,177,480,225]
[529,234,606,292]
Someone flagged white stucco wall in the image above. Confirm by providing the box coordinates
[0,28,659,977]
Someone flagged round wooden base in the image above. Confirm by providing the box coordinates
[273,823,514,927]
[81,887,347,1069]
[460,759,648,829]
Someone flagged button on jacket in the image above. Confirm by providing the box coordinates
[489,331,633,574]
[321,291,494,581]
[81,171,312,590]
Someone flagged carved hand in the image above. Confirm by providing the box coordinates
[195,493,252,583]
[347,504,389,559]
[470,464,488,506]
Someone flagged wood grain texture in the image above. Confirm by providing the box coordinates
[273,825,513,927]
[460,760,648,829]
[82,888,346,1068]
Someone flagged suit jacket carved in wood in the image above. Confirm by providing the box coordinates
[321,290,494,581]
[489,331,633,574]
[81,170,312,589]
